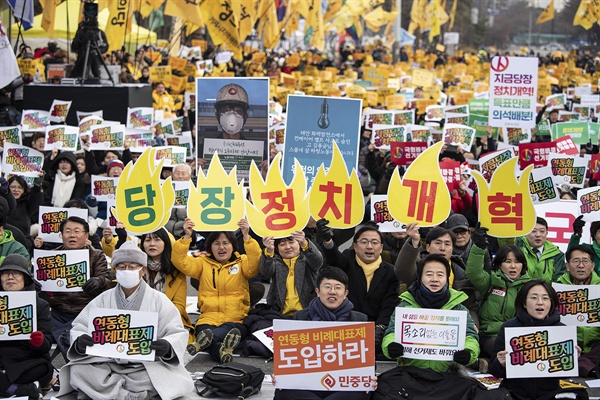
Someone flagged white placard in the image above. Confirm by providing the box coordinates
[505,326,578,379]
[21,109,50,131]
[153,146,187,167]
[90,175,119,201]
[370,194,406,232]
[371,124,405,150]
[0,291,37,341]
[33,249,90,292]
[2,143,44,177]
[126,107,154,129]
[37,206,89,243]
[554,283,600,326]
[48,99,72,123]
[395,308,467,361]
[86,308,158,361]
[534,200,591,253]
[172,180,190,208]
[577,185,600,223]
[88,124,125,150]
[252,326,274,353]
[0,126,22,150]
[547,153,588,189]
[165,133,193,158]
[44,125,79,151]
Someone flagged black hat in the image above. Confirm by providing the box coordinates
[446,214,469,232]
[0,254,33,286]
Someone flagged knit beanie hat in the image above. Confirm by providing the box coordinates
[112,241,147,268]
[107,159,125,175]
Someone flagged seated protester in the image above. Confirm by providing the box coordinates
[489,279,583,400]
[446,214,492,271]
[515,217,565,283]
[0,197,33,256]
[259,231,323,316]
[8,175,42,239]
[165,164,193,239]
[171,217,260,363]
[140,228,195,344]
[0,255,53,399]
[0,206,30,262]
[38,217,111,358]
[466,226,530,359]
[318,220,399,350]
[42,149,83,207]
[382,254,479,370]
[57,242,194,399]
[101,222,129,257]
[556,245,600,377]
[84,158,125,224]
[394,223,480,326]
[274,267,374,400]
[569,216,600,275]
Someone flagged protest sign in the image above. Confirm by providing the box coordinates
[537,119,552,137]
[165,134,193,158]
[91,176,119,201]
[445,113,469,125]
[76,110,103,122]
[33,249,90,292]
[503,127,532,145]
[48,99,72,123]
[559,111,580,122]
[0,126,21,150]
[124,129,153,152]
[425,105,444,121]
[2,143,44,177]
[363,67,389,88]
[43,125,79,151]
[442,123,475,152]
[395,308,467,361]
[489,56,537,128]
[393,110,415,125]
[546,93,567,108]
[572,105,592,121]
[390,142,428,166]
[87,124,125,150]
[154,146,186,167]
[21,110,50,131]
[479,149,515,182]
[529,167,561,205]
[468,114,498,138]
[0,291,36,341]
[468,98,489,116]
[554,283,600,326]
[364,110,393,128]
[554,136,580,155]
[252,326,274,353]
[370,195,406,232]
[411,68,435,88]
[372,124,404,150]
[548,153,587,189]
[552,122,589,144]
[518,142,555,169]
[86,308,158,362]
[580,94,599,105]
[203,138,262,181]
[126,107,154,129]
[387,142,451,227]
[153,120,175,137]
[184,92,196,113]
[149,66,172,85]
[38,206,88,243]
[172,180,190,208]
[79,115,104,134]
[577,186,600,222]
[534,200,590,253]
[406,125,431,143]
[505,326,577,379]
[273,319,375,391]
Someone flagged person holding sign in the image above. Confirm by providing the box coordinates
[0,254,53,399]
[42,150,84,208]
[259,231,323,316]
[489,279,582,400]
[556,245,600,377]
[382,254,480,371]
[515,217,565,283]
[465,226,531,359]
[58,241,194,399]
[568,216,600,275]
[172,217,260,363]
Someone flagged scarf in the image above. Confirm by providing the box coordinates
[116,280,147,310]
[408,281,451,309]
[516,307,561,326]
[145,259,166,293]
[51,170,76,207]
[355,255,381,291]
[307,297,354,321]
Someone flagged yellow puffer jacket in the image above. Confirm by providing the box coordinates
[171,237,261,326]
[164,271,195,344]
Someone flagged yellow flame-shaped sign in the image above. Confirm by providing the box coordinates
[112,148,175,235]
[188,153,244,231]
[472,158,536,238]
[246,153,310,238]
[309,142,365,229]
[387,141,451,227]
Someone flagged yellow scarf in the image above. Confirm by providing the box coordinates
[282,256,302,315]
[355,256,381,291]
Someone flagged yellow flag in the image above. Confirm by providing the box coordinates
[429,0,441,41]
[574,0,595,29]
[236,0,256,42]
[408,0,427,34]
[449,0,458,29]
[323,0,343,22]
[164,0,204,27]
[199,0,241,60]
[41,0,60,38]
[363,7,398,30]
[105,0,131,52]
[257,0,280,49]
[536,0,554,24]
[303,0,324,50]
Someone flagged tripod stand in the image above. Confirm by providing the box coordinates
[80,38,115,86]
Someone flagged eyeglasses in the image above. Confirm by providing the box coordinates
[570,259,592,267]
[212,241,232,248]
[0,270,22,277]
[63,229,85,236]
[9,185,23,191]
[356,239,381,246]
[454,230,469,236]
[320,284,345,292]
[115,264,143,271]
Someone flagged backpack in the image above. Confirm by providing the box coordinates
[197,362,265,399]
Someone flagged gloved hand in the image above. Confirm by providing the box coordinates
[85,196,97,207]
[115,226,128,242]
[573,215,585,236]
[453,349,471,365]
[75,334,94,355]
[471,223,489,249]
[29,331,44,348]
[316,219,334,242]
[150,339,171,358]
[387,342,404,359]
[82,277,103,294]
[374,325,386,351]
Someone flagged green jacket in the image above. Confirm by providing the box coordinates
[567,234,600,276]
[465,245,530,338]
[515,237,565,283]
[555,271,600,353]
[0,229,29,262]
[381,288,480,372]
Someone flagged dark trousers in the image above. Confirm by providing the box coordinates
[579,341,600,377]
[196,322,248,362]
[274,389,372,400]
[0,363,52,392]
[51,309,77,361]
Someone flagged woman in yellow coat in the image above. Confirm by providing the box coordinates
[140,228,195,344]
[171,217,260,363]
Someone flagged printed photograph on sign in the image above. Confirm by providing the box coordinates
[554,283,600,326]
[505,326,578,379]
[196,77,269,174]
[33,249,90,292]
[0,292,37,341]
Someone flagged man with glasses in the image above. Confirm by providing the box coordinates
[58,241,194,399]
[446,214,492,272]
[515,217,565,283]
[46,216,112,359]
[555,245,600,377]
[317,221,399,353]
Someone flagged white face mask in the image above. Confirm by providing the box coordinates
[116,269,142,289]
[219,111,244,135]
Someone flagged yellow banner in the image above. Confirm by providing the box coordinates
[164,0,204,27]
[105,0,131,52]
[168,56,188,71]
[411,68,435,88]
[199,0,242,60]
[149,66,172,85]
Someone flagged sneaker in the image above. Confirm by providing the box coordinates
[14,383,40,399]
[219,328,241,364]
[187,329,214,355]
